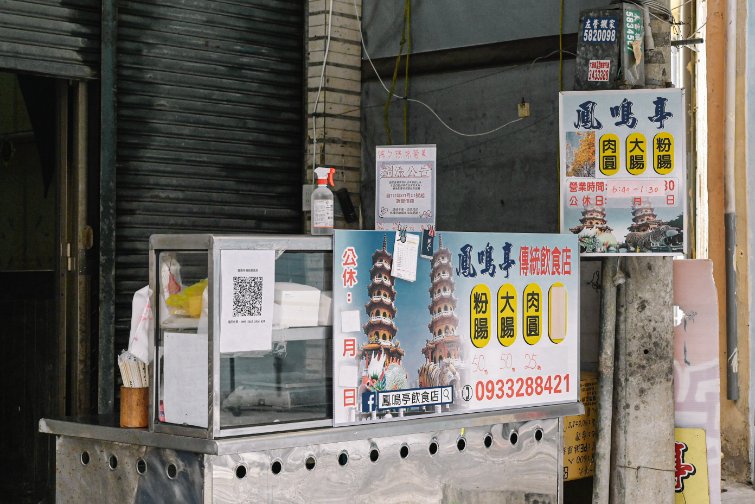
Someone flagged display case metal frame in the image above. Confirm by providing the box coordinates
[148,234,333,439]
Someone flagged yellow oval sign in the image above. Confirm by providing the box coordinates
[497,283,517,347]
[548,282,567,344]
[523,283,543,346]
[625,132,647,175]
[599,133,620,176]
[653,132,674,175]
[470,284,492,348]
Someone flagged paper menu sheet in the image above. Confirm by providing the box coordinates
[391,232,419,282]
[163,332,208,428]
[219,249,275,353]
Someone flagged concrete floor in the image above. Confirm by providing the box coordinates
[721,481,755,503]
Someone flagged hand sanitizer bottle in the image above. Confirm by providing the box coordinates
[311,167,335,235]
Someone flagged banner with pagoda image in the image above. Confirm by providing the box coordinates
[333,230,580,426]
[560,88,686,256]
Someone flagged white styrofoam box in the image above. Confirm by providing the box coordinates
[274,282,321,327]
[318,290,333,326]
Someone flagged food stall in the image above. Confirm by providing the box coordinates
[41,232,582,502]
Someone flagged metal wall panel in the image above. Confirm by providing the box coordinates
[0,0,100,78]
[114,0,305,348]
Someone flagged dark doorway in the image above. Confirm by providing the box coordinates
[0,72,58,503]
[0,72,95,503]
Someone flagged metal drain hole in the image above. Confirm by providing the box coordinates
[235,465,247,479]
[484,433,493,448]
[456,437,466,452]
[305,456,316,471]
[535,428,544,442]
[369,448,380,463]
[338,451,349,466]
[399,444,409,459]
[166,463,177,479]
[429,440,439,455]
[108,455,118,470]
[510,432,519,445]
[271,460,282,475]
[136,459,147,475]
[80,451,90,466]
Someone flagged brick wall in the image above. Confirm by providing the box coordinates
[306,0,363,230]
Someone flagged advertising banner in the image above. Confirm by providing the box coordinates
[333,230,579,426]
[375,145,436,231]
[559,88,686,256]
[674,260,720,503]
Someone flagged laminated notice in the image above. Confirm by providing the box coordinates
[391,232,419,282]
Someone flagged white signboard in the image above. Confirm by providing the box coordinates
[375,144,436,231]
[219,249,274,353]
[333,230,580,426]
[560,88,686,256]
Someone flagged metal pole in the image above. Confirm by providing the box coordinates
[592,257,623,504]
[98,0,117,415]
[724,0,738,400]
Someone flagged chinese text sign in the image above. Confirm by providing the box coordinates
[560,89,686,256]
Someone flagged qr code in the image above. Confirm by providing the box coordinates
[232,276,263,317]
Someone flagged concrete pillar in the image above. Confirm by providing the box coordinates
[610,256,675,504]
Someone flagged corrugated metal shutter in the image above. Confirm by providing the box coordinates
[0,0,99,79]
[114,0,305,344]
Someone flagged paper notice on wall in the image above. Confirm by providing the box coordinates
[375,144,436,232]
[391,232,419,282]
[163,332,208,428]
[219,250,275,353]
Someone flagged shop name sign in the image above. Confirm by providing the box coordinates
[332,230,580,426]
[559,88,686,256]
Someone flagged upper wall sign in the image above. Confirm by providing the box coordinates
[559,88,686,256]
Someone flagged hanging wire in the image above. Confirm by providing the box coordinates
[354,0,526,138]
[311,0,334,177]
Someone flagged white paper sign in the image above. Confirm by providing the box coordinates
[220,249,275,353]
[375,144,436,231]
[341,310,361,333]
[164,332,208,428]
[391,232,419,282]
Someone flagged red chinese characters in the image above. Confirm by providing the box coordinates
[341,247,358,290]
[520,246,572,276]
[342,337,357,357]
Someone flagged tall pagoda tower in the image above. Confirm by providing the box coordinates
[361,235,404,369]
[569,206,613,234]
[419,235,461,387]
[627,202,662,233]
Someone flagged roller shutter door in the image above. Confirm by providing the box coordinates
[0,0,99,78]
[114,0,304,345]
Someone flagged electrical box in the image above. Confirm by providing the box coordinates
[574,3,645,90]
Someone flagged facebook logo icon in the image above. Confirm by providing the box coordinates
[361,391,377,413]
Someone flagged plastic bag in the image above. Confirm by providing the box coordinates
[128,286,152,363]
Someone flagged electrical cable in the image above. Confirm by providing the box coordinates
[311,0,334,176]
[559,0,564,91]
[353,0,526,139]
[403,0,411,144]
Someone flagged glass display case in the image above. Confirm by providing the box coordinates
[148,235,333,438]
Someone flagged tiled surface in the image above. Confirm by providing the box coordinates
[721,481,755,503]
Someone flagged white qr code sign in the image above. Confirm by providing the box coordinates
[219,249,275,353]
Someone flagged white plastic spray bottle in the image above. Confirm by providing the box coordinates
[311,167,336,235]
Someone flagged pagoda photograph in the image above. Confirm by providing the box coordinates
[358,235,409,398]
[418,235,463,399]
[622,202,683,253]
[568,205,619,253]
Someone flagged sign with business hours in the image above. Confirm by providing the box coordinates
[333,230,579,426]
[560,88,686,256]
[375,145,435,232]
